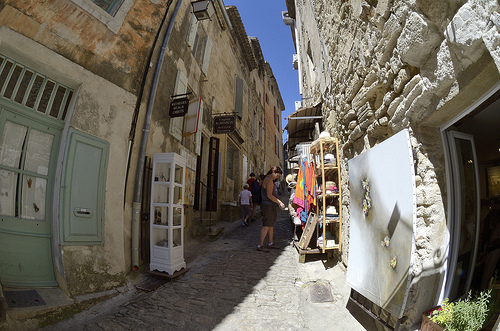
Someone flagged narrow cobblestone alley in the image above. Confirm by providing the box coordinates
[38,200,375,331]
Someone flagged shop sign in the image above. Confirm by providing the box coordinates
[213,115,235,134]
[169,97,189,117]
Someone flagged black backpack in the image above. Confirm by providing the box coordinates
[252,181,262,204]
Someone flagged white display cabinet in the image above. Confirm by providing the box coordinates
[150,152,186,274]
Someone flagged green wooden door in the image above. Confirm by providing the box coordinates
[61,129,108,244]
[0,110,60,286]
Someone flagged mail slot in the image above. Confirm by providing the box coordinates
[74,207,92,218]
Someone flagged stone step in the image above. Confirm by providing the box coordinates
[207,226,224,241]
[191,218,218,238]
[196,218,216,227]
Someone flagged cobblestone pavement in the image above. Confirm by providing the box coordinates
[39,203,375,331]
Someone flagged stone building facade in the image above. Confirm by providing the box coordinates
[0,0,283,304]
[285,0,500,329]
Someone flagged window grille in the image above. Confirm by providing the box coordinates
[0,55,74,121]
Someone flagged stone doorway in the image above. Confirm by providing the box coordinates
[443,88,500,300]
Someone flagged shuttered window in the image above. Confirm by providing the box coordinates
[201,37,213,75]
[186,15,199,48]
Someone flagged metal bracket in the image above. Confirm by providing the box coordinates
[170,92,193,99]
[348,289,406,331]
[212,112,237,117]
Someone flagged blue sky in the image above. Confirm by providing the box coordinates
[223,0,301,143]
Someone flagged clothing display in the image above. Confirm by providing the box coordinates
[292,159,318,227]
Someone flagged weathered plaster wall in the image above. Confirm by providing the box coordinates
[66,71,135,295]
[0,0,166,93]
[0,24,136,295]
[263,70,285,172]
[0,0,157,295]
[296,0,500,328]
[248,69,267,175]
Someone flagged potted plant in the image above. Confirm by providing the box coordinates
[421,290,491,331]
[421,304,446,331]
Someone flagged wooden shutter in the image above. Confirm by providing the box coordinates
[201,37,213,75]
[186,15,199,48]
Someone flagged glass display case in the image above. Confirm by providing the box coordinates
[150,152,186,274]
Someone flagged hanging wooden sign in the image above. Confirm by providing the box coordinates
[169,97,189,117]
[213,115,235,134]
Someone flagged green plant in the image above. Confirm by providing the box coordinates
[429,298,454,326]
[429,290,491,331]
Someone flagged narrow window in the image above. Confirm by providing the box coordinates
[235,77,243,118]
[201,37,213,75]
[0,60,14,93]
[26,75,44,109]
[226,141,238,180]
[90,0,123,16]
[3,64,22,99]
[37,80,55,114]
[50,85,67,118]
[14,70,34,104]
[186,15,199,47]
[61,90,73,121]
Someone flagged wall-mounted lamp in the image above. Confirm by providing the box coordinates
[191,0,215,21]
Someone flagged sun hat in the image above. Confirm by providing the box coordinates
[324,153,336,164]
[319,131,331,139]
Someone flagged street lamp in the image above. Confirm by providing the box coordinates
[191,0,215,21]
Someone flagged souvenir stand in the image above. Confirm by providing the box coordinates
[294,133,342,262]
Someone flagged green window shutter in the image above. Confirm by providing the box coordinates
[235,77,243,118]
[61,129,109,245]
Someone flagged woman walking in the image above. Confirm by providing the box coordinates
[257,166,285,252]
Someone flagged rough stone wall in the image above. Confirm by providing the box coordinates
[296,0,500,328]
[249,69,267,175]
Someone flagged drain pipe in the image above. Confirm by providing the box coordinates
[124,0,173,206]
[215,0,233,30]
[132,0,183,271]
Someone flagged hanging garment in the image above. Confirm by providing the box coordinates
[306,161,317,210]
[293,159,309,225]
[293,159,305,209]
